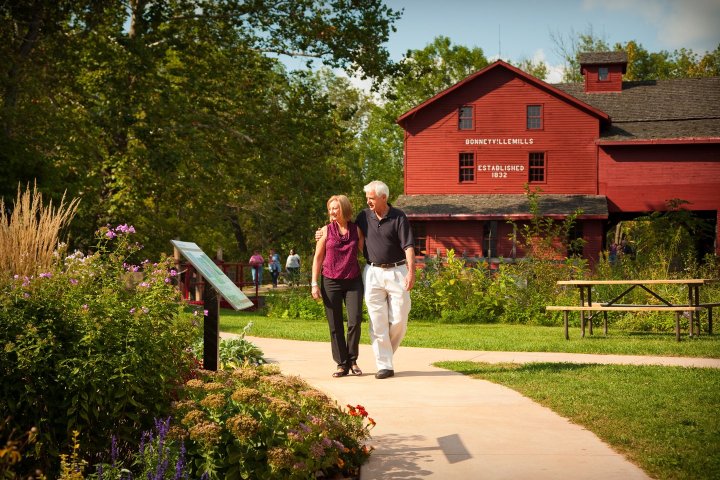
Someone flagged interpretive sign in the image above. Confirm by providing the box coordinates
[171,240,254,310]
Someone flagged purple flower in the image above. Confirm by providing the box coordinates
[115,223,136,234]
[139,282,150,288]
[13,274,19,279]
[111,435,118,466]
[204,310,209,316]
[130,308,136,314]
[70,278,78,285]
[106,230,116,239]
[23,293,30,298]
[174,441,187,480]
[169,269,178,277]
[39,272,52,278]
[165,278,171,283]
[82,304,89,311]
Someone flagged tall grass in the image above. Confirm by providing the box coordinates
[0,183,79,278]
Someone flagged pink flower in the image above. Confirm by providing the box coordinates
[106,230,116,239]
[39,272,52,278]
[69,278,78,285]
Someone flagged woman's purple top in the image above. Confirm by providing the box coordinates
[323,221,361,279]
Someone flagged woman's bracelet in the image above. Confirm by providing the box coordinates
[311,282,318,287]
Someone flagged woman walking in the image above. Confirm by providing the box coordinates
[311,195,364,377]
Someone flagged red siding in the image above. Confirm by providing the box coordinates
[582,64,624,92]
[582,220,604,266]
[424,221,483,257]
[599,144,720,212]
[403,68,600,196]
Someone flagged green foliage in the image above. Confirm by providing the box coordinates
[0,419,42,480]
[191,322,266,369]
[552,27,720,82]
[265,285,326,320]
[0,225,197,477]
[410,250,501,323]
[87,419,188,480]
[170,366,375,479]
[0,0,400,260]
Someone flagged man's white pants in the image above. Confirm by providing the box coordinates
[363,264,411,370]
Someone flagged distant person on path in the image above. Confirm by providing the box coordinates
[609,242,618,265]
[269,249,282,288]
[249,250,264,286]
[311,195,365,378]
[357,180,415,379]
[285,248,301,285]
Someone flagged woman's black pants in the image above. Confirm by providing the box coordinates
[321,276,364,368]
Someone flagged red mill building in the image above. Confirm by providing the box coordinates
[394,52,720,264]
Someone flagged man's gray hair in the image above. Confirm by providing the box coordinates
[364,180,389,198]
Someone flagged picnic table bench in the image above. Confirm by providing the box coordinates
[546,279,718,341]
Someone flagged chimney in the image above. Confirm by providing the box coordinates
[579,51,627,93]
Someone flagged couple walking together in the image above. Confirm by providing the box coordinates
[311,180,415,379]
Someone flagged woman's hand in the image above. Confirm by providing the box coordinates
[311,284,321,299]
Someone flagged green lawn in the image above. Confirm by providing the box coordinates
[437,361,720,480]
[220,310,720,358]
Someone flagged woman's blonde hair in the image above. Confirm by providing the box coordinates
[327,195,353,223]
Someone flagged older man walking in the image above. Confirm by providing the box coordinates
[355,180,415,379]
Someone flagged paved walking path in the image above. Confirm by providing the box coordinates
[230,335,719,479]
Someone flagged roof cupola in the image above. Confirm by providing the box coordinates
[579,51,627,93]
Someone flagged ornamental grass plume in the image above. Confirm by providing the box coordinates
[0,182,79,278]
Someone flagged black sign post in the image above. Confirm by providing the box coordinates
[202,280,220,370]
[171,240,253,371]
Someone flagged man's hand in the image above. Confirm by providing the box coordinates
[404,269,415,291]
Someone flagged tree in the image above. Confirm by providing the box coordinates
[551,26,720,82]
[0,0,402,259]
[358,36,490,197]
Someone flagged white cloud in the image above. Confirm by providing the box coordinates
[583,0,720,53]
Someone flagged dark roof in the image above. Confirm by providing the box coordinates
[578,51,628,65]
[394,194,608,218]
[555,77,720,140]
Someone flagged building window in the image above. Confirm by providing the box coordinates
[459,153,475,182]
[483,221,498,258]
[598,67,609,81]
[458,106,473,130]
[526,105,542,129]
[412,223,426,257]
[529,152,545,182]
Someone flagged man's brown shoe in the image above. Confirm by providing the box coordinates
[375,369,394,379]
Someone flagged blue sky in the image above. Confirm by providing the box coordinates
[382,0,720,82]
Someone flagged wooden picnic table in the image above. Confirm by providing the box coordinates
[549,279,717,340]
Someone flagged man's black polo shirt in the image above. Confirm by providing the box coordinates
[355,204,414,264]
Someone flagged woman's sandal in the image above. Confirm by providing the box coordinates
[350,364,363,376]
[332,366,349,378]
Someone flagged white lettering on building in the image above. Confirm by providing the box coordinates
[465,138,534,145]
[477,164,525,179]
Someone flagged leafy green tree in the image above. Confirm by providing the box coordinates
[551,27,720,82]
[0,0,401,259]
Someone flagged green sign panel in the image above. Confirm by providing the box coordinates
[171,240,254,310]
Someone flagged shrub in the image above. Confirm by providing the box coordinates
[169,366,374,479]
[190,322,266,369]
[265,285,325,319]
[0,225,198,477]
